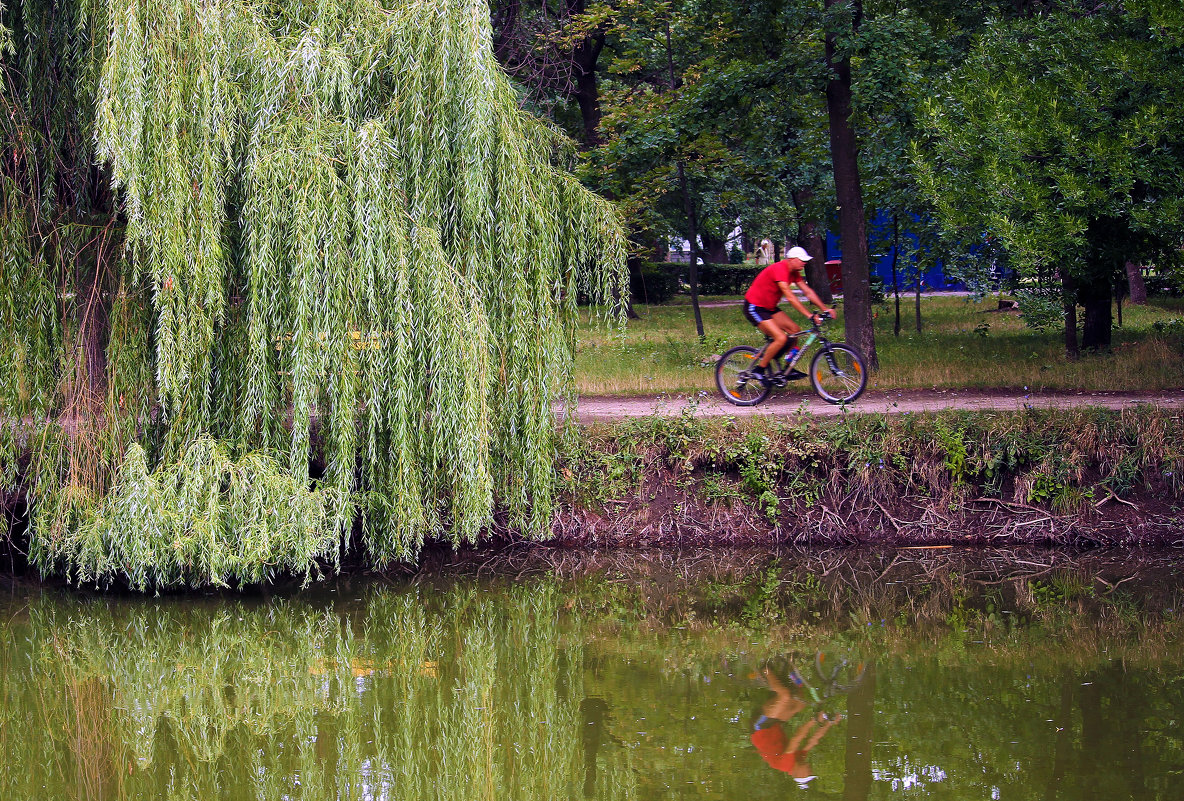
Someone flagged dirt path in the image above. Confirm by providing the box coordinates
[572,388,1184,421]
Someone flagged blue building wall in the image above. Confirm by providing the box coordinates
[825,211,963,291]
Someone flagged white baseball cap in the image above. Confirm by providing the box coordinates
[785,246,812,262]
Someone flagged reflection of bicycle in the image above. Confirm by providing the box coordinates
[715,313,867,406]
[784,648,867,702]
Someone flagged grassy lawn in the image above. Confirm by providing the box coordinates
[575,294,1184,396]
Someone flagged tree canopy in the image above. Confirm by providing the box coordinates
[2,0,626,588]
[914,4,1184,353]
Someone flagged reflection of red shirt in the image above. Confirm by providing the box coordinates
[745,260,805,309]
[751,724,800,773]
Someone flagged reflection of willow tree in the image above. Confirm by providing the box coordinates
[0,0,626,588]
[4,561,1184,799]
[0,583,637,801]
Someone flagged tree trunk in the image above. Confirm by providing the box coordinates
[1079,275,1112,351]
[914,273,922,333]
[1043,673,1074,801]
[666,22,702,339]
[677,160,705,338]
[1125,261,1147,305]
[71,258,112,412]
[572,31,606,147]
[580,697,609,797]
[825,0,877,368]
[792,189,832,304]
[699,230,729,264]
[1063,274,1080,361]
[1078,670,1103,801]
[622,256,642,319]
[891,214,901,337]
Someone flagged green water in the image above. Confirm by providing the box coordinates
[2,550,1183,800]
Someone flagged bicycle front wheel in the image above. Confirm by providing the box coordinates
[809,344,867,404]
[715,346,771,406]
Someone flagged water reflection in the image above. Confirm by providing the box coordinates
[0,549,1182,800]
[751,664,846,786]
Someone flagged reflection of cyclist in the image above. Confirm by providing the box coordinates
[742,246,833,386]
[751,666,843,787]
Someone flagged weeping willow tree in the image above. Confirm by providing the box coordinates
[0,0,626,588]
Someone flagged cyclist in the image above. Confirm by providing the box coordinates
[741,246,833,386]
[751,665,843,787]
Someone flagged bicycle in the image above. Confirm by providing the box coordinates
[796,646,867,701]
[760,647,868,702]
[715,312,868,406]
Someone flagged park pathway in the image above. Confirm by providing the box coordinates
[572,389,1184,421]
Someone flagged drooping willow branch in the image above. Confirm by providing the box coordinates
[6,0,626,587]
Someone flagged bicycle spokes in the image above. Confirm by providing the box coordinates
[813,348,864,402]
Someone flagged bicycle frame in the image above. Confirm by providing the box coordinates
[759,321,833,376]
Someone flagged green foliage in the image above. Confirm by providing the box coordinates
[630,262,680,305]
[1015,286,1066,332]
[633,262,761,299]
[2,0,627,586]
[915,8,1184,322]
[1151,317,1184,343]
[933,417,969,484]
[584,0,830,259]
[695,264,761,296]
[31,438,346,591]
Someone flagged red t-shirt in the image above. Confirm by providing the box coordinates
[751,724,800,773]
[745,260,805,309]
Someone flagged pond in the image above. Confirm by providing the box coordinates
[2,548,1182,800]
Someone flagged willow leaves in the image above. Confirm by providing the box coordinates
[32,0,626,585]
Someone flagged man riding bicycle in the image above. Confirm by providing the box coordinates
[742,246,833,386]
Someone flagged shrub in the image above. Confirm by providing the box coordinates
[631,262,681,305]
[1015,286,1065,331]
[697,264,760,295]
[632,262,761,299]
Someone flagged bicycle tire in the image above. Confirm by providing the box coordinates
[809,344,867,404]
[715,346,771,406]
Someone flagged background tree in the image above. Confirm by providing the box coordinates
[914,5,1184,358]
[491,0,612,146]
[824,0,877,368]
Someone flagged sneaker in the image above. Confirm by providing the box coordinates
[785,369,807,381]
[749,367,772,387]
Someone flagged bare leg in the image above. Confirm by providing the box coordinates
[755,320,787,369]
[770,311,802,362]
[785,718,819,752]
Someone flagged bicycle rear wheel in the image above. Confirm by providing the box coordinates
[715,346,771,406]
[809,344,867,404]
[814,647,867,694]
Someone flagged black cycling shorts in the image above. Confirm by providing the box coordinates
[742,301,778,326]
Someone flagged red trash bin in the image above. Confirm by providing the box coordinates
[824,260,843,293]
